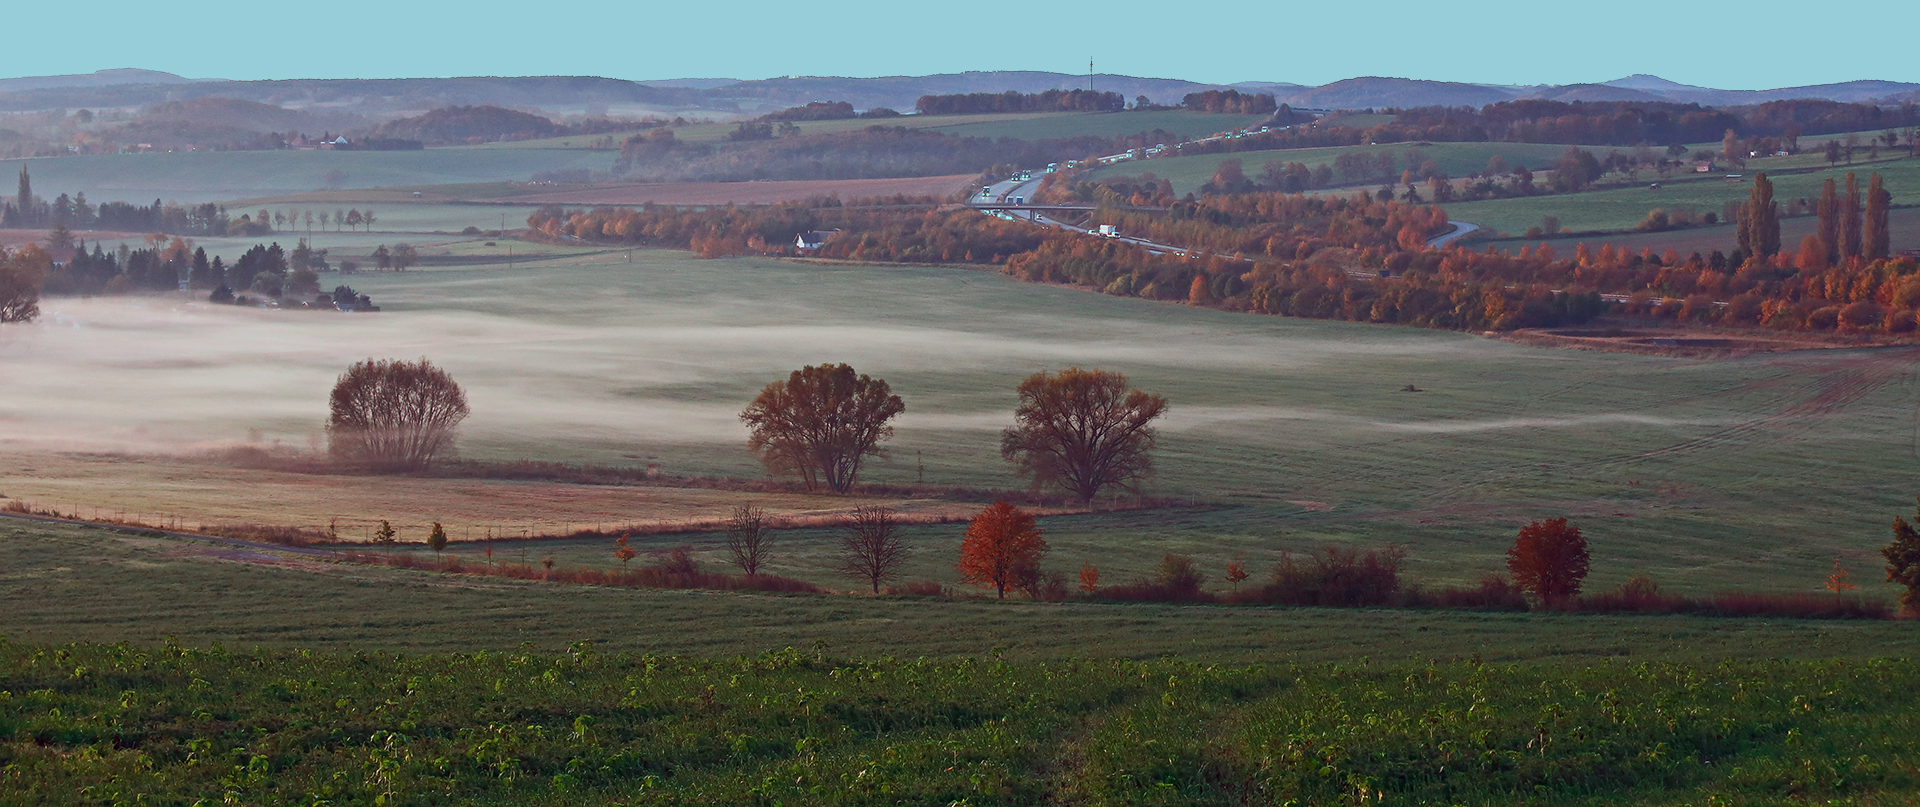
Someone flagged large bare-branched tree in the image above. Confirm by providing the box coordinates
[327,358,471,472]
[0,244,49,324]
[836,505,909,594]
[740,363,905,493]
[1001,368,1168,504]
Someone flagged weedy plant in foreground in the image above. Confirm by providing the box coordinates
[2,640,1916,805]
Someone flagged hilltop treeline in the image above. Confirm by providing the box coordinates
[1181,89,1278,114]
[1390,99,1920,146]
[915,89,1126,115]
[371,105,562,144]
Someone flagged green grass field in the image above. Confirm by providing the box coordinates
[1086,142,1574,195]
[1476,206,1920,258]
[12,250,1920,601]
[1444,155,1920,235]
[0,150,617,203]
[4,630,1914,805]
[1,520,1908,661]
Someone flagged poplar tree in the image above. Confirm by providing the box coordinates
[1817,178,1840,265]
[1740,173,1779,257]
[1865,173,1891,260]
[1842,172,1862,260]
[15,166,32,226]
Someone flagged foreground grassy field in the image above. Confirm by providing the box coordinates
[0,520,1907,660]
[6,250,1918,597]
[4,631,1915,805]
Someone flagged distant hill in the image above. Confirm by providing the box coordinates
[0,68,204,93]
[1600,75,1920,106]
[1280,77,1518,109]
[373,105,562,144]
[701,71,1234,111]
[643,78,743,90]
[136,97,359,133]
[1,69,1916,123]
[0,76,716,116]
[1527,83,1669,103]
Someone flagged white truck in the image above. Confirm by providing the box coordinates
[1096,225,1119,237]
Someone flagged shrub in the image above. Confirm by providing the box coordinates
[1091,554,1213,603]
[884,580,946,597]
[1252,545,1406,607]
[1424,575,1530,611]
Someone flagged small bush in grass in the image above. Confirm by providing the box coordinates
[1251,545,1405,607]
[885,580,946,597]
[1424,575,1530,611]
[1092,554,1214,603]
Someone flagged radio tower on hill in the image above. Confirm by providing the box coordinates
[1089,58,1094,93]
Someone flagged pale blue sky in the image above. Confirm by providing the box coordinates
[8,0,1914,90]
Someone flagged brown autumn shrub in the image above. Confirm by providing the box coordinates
[1422,575,1530,611]
[1090,553,1214,603]
[884,580,946,597]
[1251,545,1406,607]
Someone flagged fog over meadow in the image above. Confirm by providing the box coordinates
[0,291,1714,466]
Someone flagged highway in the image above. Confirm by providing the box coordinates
[969,171,1482,256]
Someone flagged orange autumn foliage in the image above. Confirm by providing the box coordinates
[956,501,1047,599]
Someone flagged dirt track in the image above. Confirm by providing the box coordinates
[499,175,976,206]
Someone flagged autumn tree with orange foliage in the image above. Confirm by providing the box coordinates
[1078,563,1100,592]
[1225,560,1249,592]
[955,502,1048,599]
[1506,517,1591,605]
[1002,368,1168,505]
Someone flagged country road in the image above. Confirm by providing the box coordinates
[1427,221,1480,247]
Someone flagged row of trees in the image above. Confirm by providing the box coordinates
[741,364,1167,503]
[320,357,1169,510]
[914,89,1126,115]
[1738,171,1895,266]
[1179,90,1278,114]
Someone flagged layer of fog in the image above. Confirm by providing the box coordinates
[0,294,1583,462]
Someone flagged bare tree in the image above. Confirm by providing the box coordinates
[725,504,776,576]
[740,364,905,493]
[1001,368,1168,504]
[836,505,909,594]
[326,358,471,472]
